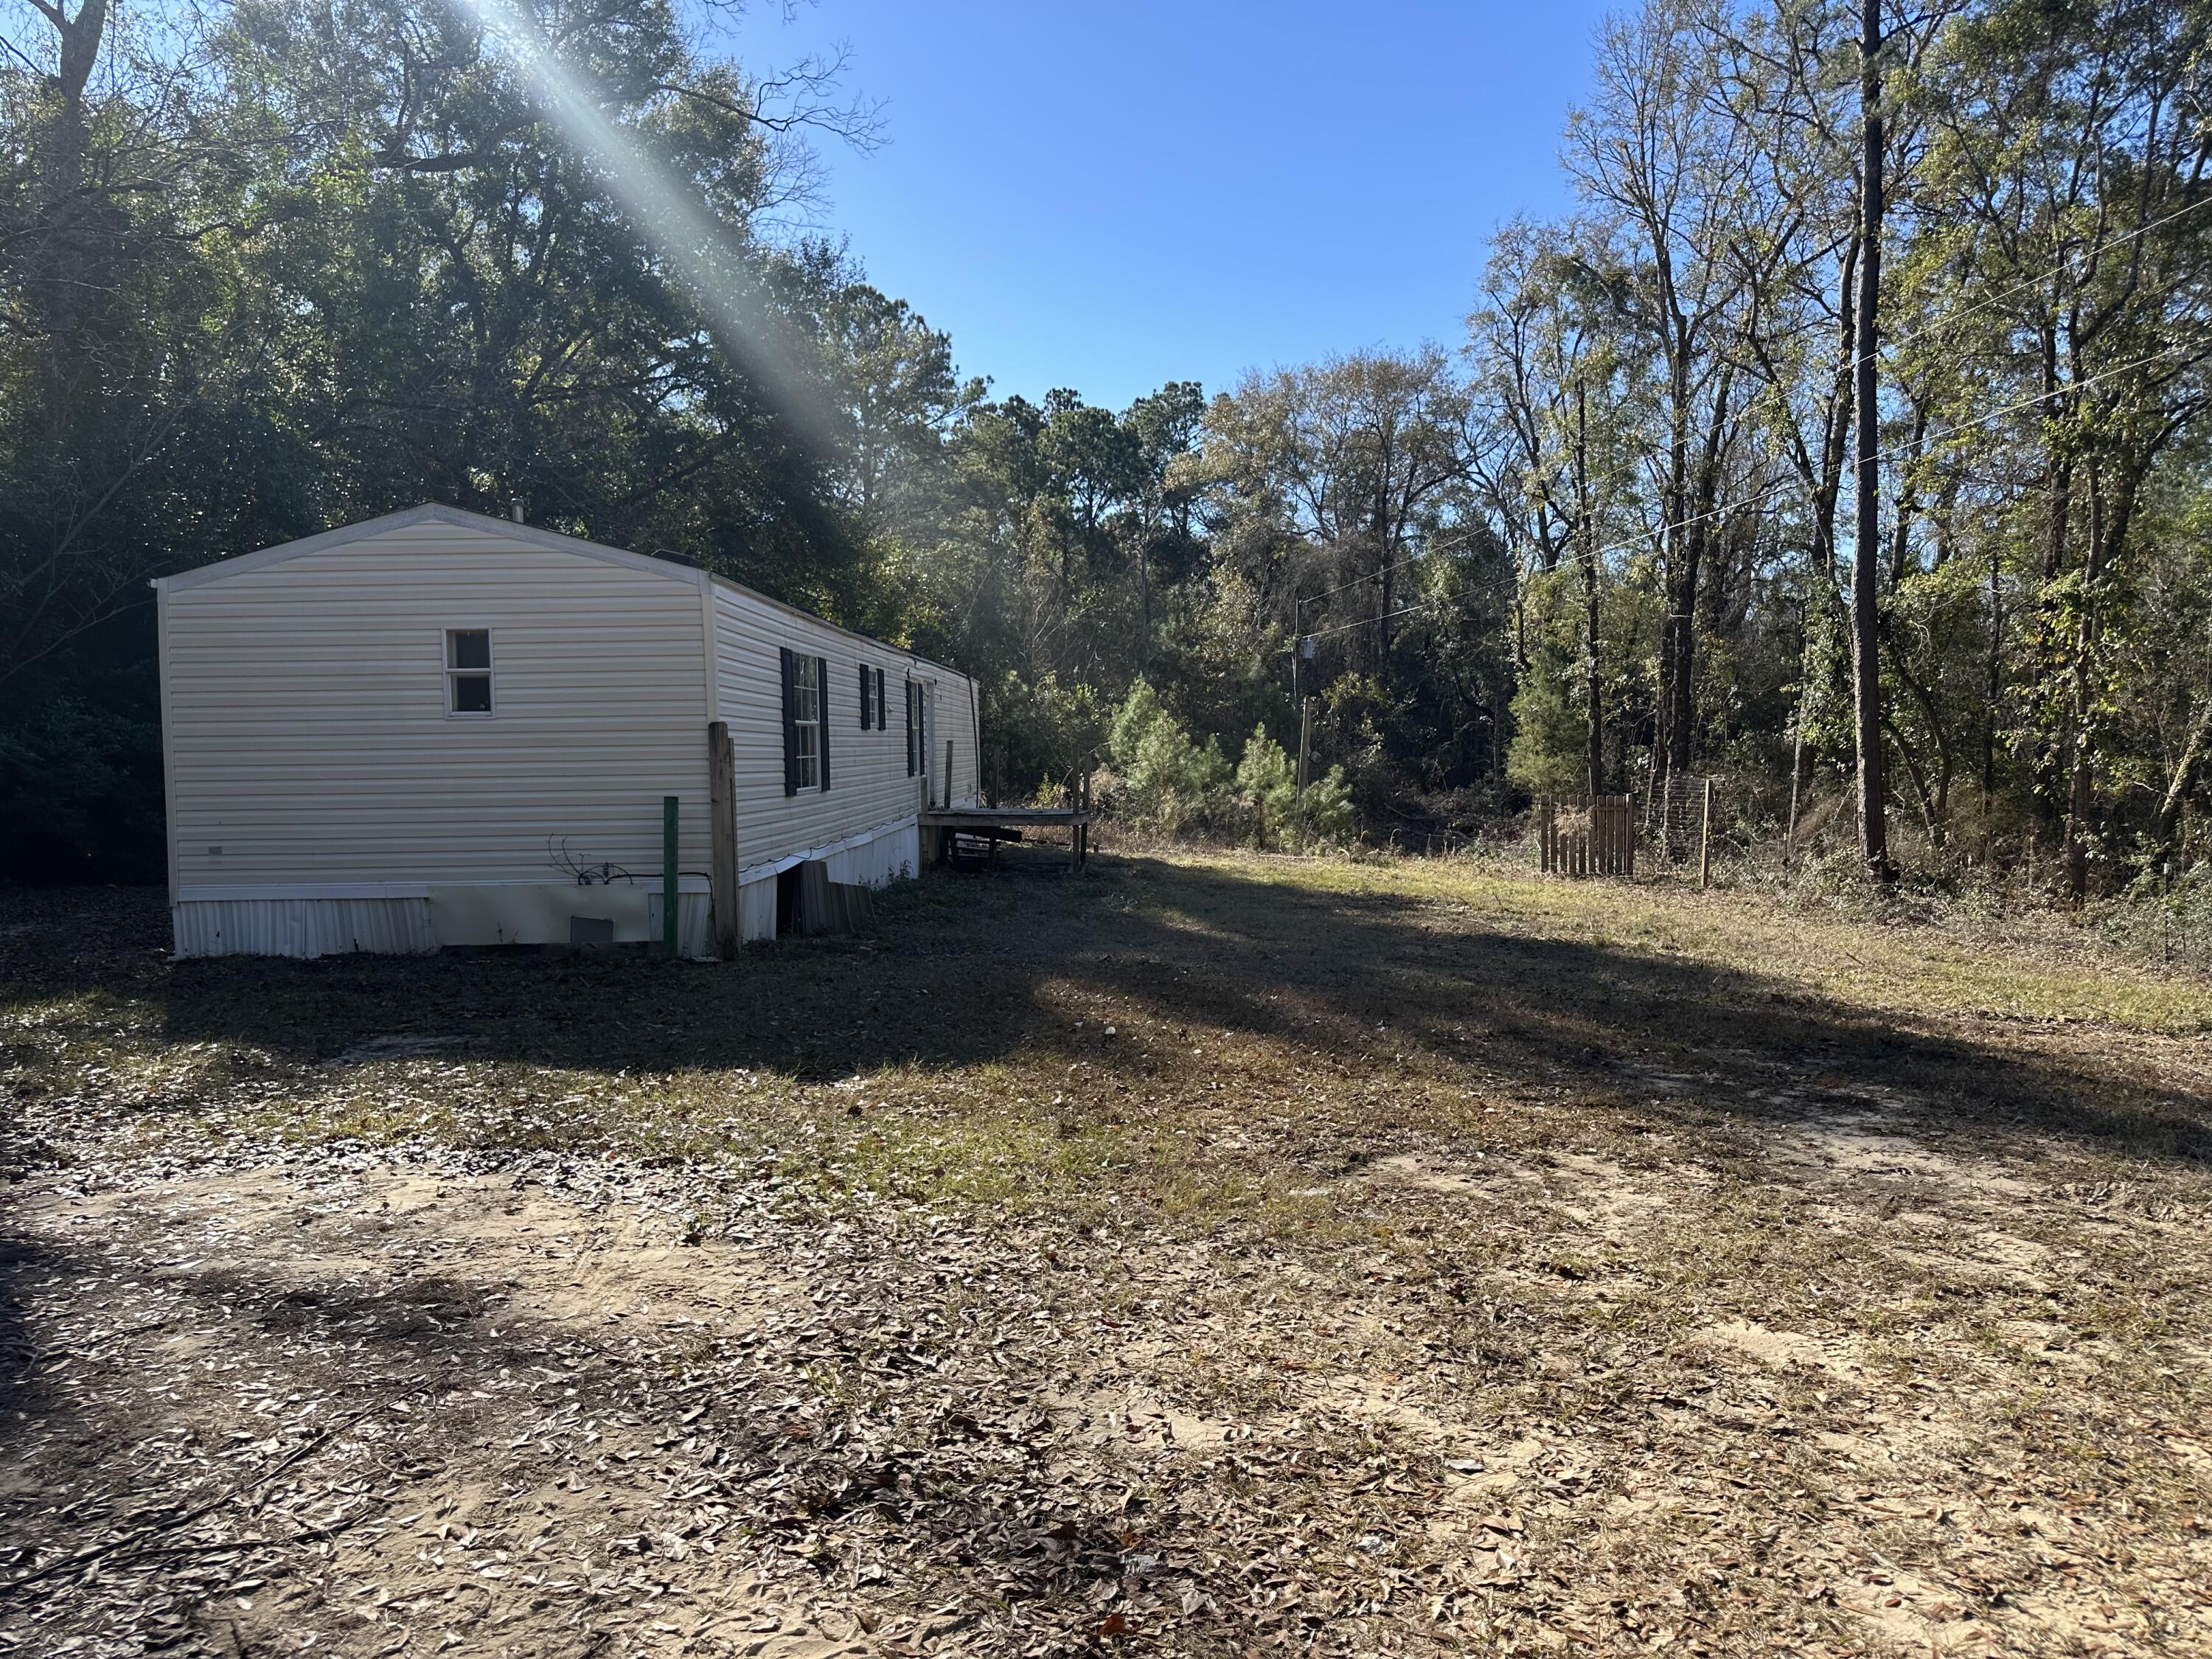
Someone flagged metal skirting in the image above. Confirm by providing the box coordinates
[645,892,714,959]
[173,897,438,959]
[823,824,921,889]
[739,877,779,943]
[734,822,921,943]
[173,888,714,959]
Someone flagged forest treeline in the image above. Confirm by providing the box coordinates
[3,0,2208,894]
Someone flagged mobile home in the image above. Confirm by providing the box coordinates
[153,504,979,957]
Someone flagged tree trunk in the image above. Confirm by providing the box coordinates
[1655,377,1691,801]
[2157,700,2211,854]
[1785,598,1812,866]
[1576,380,1604,796]
[2033,325,2072,849]
[1373,479,1394,672]
[1983,529,2001,835]
[1851,0,1892,884]
[2064,468,2101,900]
[2065,463,2140,900]
[28,0,114,358]
[1666,535,1702,784]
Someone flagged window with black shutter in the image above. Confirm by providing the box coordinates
[859,664,873,728]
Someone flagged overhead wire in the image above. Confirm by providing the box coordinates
[1281,201,2208,665]
[1493,189,2212,556]
[1301,335,2197,647]
[1573,335,2194,574]
[1284,197,2210,647]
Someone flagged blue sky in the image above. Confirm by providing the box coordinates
[732,1,1615,413]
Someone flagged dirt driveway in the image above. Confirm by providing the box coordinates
[4,853,2210,1656]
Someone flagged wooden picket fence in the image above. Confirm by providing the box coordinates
[1538,793,1636,877]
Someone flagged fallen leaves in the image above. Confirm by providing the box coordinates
[6,865,2212,1659]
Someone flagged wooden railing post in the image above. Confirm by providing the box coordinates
[708,721,739,957]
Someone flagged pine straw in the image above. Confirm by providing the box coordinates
[1,849,2209,1658]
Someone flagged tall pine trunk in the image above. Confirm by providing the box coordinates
[1851,0,1893,883]
[1577,380,1604,796]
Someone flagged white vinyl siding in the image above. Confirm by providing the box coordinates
[156,504,980,956]
[161,517,712,894]
[713,586,977,880]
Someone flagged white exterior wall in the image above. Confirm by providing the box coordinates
[156,504,981,957]
[712,585,976,939]
[160,510,717,955]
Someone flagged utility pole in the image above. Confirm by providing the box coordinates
[1852,0,1893,884]
[1298,697,1313,796]
[1294,633,1315,795]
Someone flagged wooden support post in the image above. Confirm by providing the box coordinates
[662,794,680,957]
[708,722,739,958]
[1699,778,1714,891]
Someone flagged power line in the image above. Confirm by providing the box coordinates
[1292,206,2208,644]
[1865,192,2210,379]
[1307,336,2195,651]
[1501,190,2212,549]
[1297,526,1494,613]
[1573,336,2194,574]
[1304,603,1432,644]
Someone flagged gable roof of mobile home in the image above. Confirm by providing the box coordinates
[153,503,965,679]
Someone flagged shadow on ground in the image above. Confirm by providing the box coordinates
[4,851,2206,1168]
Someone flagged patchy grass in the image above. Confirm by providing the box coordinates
[3,850,2210,1658]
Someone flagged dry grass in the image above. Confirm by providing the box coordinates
[2,847,2210,1658]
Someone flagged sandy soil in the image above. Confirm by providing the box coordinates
[4,859,2211,1656]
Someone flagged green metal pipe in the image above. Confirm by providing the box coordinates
[663,795,679,958]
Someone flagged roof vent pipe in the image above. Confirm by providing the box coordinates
[511,500,524,524]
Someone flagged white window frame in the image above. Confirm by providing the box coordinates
[792,653,820,788]
[445,627,495,719]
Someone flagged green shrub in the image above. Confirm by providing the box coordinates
[1232,724,1357,852]
[1109,681,1232,835]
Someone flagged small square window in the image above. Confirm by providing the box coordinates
[446,629,493,717]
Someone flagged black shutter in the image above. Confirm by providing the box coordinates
[817,656,831,790]
[858,664,872,728]
[905,681,917,776]
[876,667,886,735]
[780,647,799,796]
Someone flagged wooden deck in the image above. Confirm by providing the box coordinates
[920,806,1093,868]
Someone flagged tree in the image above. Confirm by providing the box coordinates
[1568,0,1771,800]
[1851,0,1894,880]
